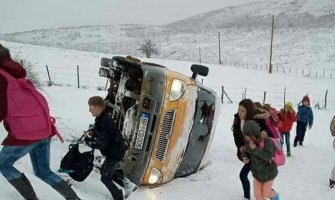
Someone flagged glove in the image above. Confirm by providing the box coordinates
[84,137,97,148]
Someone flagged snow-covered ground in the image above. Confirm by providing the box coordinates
[0,41,334,200]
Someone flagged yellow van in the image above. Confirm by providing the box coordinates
[98,56,219,185]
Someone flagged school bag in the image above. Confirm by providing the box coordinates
[0,68,63,142]
[59,142,95,182]
[259,137,286,166]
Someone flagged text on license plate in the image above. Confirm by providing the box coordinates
[134,113,150,150]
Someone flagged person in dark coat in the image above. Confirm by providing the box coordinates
[85,96,136,200]
[0,44,80,200]
[294,96,314,147]
[232,99,273,200]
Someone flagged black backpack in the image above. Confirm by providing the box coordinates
[59,143,95,182]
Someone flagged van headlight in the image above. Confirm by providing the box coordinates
[169,79,186,101]
[148,167,162,184]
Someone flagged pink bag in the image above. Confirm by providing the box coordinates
[259,137,286,166]
[0,69,63,142]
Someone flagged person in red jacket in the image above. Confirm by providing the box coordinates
[278,101,296,157]
[0,44,80,200]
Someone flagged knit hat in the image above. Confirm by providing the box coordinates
[0,44,10,59]
[243,120,261,138]
[285,101,294,109]
[302,96,310,105]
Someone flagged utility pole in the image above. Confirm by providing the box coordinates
[218,32,222,64]
[269,15,274,74]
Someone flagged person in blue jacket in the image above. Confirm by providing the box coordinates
[294,96,314,147]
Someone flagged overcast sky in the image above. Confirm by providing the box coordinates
[0,0,265,34]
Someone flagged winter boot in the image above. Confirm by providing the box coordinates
[330,179,335,188]
[52,180,81,200]
[287,151,291,157]
[9,173,39,200]
[122,177,138,199]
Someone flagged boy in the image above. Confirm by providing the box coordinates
[85,96,136,200]
[294,96,314,147]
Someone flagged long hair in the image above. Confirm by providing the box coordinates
[239,99,255,120]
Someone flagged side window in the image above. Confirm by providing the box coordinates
[196,88,216,137]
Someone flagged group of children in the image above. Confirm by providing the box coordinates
[233,96,315,200]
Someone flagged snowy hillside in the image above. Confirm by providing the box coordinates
[1,0,335,71]
[0,41,334,200]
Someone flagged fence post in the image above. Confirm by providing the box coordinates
[45,65,52,86]
[284,86,286,106]
[244,88,247,99]
[324,90,328,109]
[77,65,80,88]
[323,70,325,78]
[263,91,267,104]
[221,86,224,104]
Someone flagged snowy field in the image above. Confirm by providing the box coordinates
[0,41,334,200]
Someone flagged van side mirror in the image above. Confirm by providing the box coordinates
[99,67,110,78]
[191,64,209,79]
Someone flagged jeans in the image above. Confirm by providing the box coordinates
[239,163,251,199]
[0,138,63,186]
[294,121,307,145]
[280,132,291,153]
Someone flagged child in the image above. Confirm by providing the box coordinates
[85,96,137,200]
[278,101,296,156]
[330,116,335,188]
[242,120,279,200]
[294,96,314,147]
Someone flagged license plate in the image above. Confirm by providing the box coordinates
[134,113,150,150]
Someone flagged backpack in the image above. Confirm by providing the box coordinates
[59,142,94,182]
[259,137,286,166]
[0,68,63,141]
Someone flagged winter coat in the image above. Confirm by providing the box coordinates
[278,109,296,133]
[90,110,127,160]
[248,137,278,183]
[0,54,38,146]
[330,116,335,136]
[296,105,314,126]
[232,113,273,161]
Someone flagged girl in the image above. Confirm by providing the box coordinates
[232,99,272,200]
[242,120,279,200]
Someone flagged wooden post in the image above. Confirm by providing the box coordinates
[284,86,286,106]
[323,70,325,78]
[21,60,24,67]
[263,91,267,104]
[45,65,52,86]
[77,65,80,88]
[218,32,222,64]
[221,86,224,104]
[269,15,274,74]
[244,88,247,99]
[324,90,328,109]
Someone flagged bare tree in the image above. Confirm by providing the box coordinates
[139,39,159,58]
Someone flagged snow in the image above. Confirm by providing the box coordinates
[0,40,334,200]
